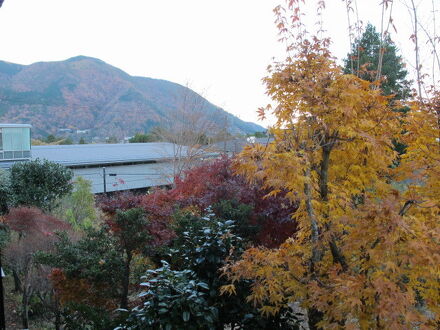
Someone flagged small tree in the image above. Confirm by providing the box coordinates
[153,85,220,181]
[128,133,155,143]
[45,134,58,143]
[4,207,70,329]
[106,208,151,309]
[37,228,125,324]
[54,177,98,230]
[10,159,73,211]
[106,136,118,144]
[223,4,439,327]
[59,137,73,145]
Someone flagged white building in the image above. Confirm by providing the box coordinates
[0,123,32,165]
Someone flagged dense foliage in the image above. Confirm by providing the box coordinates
[99,156,298,248]
[222,3,440,329]
[119,262,218,330]
[37,229,124,309]
[10,159,73,211]
[344,23,411,99]
[119,210,295,329]
[3,207,71,328]
[0,168,11,214]
[128,133,156,143]
[54,177,98,230]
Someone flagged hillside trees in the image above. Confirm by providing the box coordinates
[128,133,156,143]
[222,4,439,328]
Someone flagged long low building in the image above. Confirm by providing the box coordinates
[31,142,207,194]
[0,124,221,193]
[0,125,272,193]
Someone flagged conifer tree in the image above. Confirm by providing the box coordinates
[344,23,411,99]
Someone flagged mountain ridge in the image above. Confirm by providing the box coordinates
[0,56,264,139]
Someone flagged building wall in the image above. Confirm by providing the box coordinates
[73,162,175,193]
[0,125,31,161]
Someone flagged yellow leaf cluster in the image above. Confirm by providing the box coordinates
[225,38,440,329]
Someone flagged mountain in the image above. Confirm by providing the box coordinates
[0,56,264,139]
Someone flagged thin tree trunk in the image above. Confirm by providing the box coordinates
[304,169,320,269]
[12,269,22,292]
[121,252,132,310]
[410,0,423,99]
[319,146,331,201]
[54,293,61,330]
[320,141,348,271]
[21,286,30,329]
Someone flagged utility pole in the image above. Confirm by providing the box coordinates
[103,167,107,194]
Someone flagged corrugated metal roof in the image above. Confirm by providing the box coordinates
[31,142,189,167]
[2,142,220,192]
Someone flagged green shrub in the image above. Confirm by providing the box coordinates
[0,168,11,214]
[168,209,294,329]
[10,159,73,211]
[118,261,218,330]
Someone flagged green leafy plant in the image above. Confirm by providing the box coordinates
[0,168,11,214]
[168,210,294,329]
[10,158,73,211]
[128,133,156,143]
[118,261,218,330]
[55,177,98,230]
[36,229,125,310]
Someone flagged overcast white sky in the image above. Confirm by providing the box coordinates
[0,0,437,127]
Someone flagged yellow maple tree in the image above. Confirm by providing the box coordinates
[223,3,439,329]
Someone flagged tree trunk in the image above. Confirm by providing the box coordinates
[21,286,30,329]
[319,142,348,271]
[12,269,22,292]
[54,294,61,330]
[121,252,132,310]
[319,146,331,201]
[304,169,320,269]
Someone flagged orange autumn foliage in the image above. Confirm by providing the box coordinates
[50,268,118,310]
[223,3,439,329]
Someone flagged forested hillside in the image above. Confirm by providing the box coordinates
[0,56,263,138]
